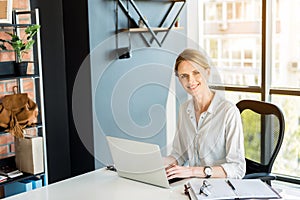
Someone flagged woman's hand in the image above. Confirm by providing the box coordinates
[165,164,194,180]
[163,156,177,168]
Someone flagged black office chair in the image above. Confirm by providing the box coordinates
[236,100,285,185]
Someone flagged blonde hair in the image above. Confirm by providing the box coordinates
[174,48,211,76]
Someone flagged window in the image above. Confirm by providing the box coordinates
[198,0,300,182]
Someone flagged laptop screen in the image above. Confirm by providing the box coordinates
[106,136,170,188]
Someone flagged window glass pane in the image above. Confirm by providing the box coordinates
[232,51,241,59]
[271,0,300,88]
[242,110,261,163]
[216,3,222,21]
[236,2,242,19]
[272,95,300,178]
[227,3,233,20]
[204,2,216,21]
[222,40,229,58]
[201,0,262,86]
[244,50,252,59]
[209,39,218,59]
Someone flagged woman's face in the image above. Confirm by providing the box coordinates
[177,60,209,97]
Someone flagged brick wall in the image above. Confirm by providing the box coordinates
[0,0,36,159]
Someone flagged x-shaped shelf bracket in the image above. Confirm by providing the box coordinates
[117,0,186,47]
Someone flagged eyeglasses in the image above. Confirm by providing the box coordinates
[199,180,211,196]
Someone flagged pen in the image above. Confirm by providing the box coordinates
[184,184,192,200]
[226,180,236,190]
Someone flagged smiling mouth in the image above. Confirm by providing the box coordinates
[188,84,200,90]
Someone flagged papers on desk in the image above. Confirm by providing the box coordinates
[185,178,281,200]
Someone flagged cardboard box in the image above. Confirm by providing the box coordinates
[15,136,44,174]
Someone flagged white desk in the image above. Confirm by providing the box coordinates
[3,168,299,200]
[4,168,189,200]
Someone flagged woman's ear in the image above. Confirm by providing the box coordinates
[203,68,210,81]
[205,68,212,84]
[206,68,211,77]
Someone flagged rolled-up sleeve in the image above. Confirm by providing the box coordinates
[170,138,187,166]
[170,105,188,166]
[221,106,246,179]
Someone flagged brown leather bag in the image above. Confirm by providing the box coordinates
[0,87,38,138]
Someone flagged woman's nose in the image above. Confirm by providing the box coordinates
[188,74,196,83]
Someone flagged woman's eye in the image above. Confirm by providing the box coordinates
[193,71,200,75]
[179,74,188,79]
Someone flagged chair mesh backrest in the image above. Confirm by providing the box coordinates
[241,110,280,166]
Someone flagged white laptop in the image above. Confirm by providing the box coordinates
[106,136,170,188]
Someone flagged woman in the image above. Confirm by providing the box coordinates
[165,48,246,179]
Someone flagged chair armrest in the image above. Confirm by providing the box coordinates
[243,172,277,185]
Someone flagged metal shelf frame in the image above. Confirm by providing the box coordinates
[116,0,186,47]
[0,8,48,188]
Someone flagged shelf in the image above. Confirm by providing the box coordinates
[0,156,44,186]
[0,11,36,29]
[0,123,43,135]
[0,172,45,186]
[0,74,39,81]
[119,26,184,33]
[0,61,39,80]
[0,9,48,191]
[0,24,35,29]
[116,0,186,47]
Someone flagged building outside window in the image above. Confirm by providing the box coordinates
[198,0,300,181]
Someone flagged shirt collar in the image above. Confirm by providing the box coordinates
[186,90,221,115]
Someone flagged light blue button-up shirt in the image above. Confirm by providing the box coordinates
[170,91,246,179]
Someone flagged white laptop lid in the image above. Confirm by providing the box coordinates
[106,136,170,188]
